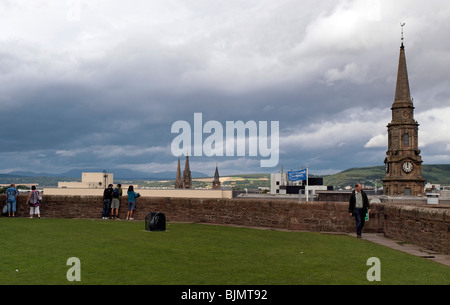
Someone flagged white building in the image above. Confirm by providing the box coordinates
[270,172,288,194]
[58,172,114,189]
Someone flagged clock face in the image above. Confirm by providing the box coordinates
[402,161,414,173]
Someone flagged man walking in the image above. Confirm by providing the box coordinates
[348,183,370,238]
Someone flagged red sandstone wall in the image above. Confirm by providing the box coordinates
[2,194,381,232]
[1,194,448,254]
[383,205,450,254]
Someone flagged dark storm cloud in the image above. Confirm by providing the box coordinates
[0,0,449,176]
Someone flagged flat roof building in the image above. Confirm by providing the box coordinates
[58,172,113,189]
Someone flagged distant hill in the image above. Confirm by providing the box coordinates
[0,168,208,187]
[421,164,450,185]
[323,164,450,188]
[3,169,208,180]
[1,165,448,189]
[0,174,78,187]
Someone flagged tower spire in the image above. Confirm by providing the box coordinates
[212,163,221,189]
[393,23,412,108]
[182,155,192,189]
[213,163,220,181]
[175,158,183,188]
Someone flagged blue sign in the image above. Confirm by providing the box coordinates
[287,169,307,181]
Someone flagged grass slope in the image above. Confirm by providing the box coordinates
[0,218,449,285]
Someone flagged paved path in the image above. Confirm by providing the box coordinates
[350,233,450,267]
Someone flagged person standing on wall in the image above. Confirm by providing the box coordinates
[110,183,122,219]
[102,184,114,219]
[26,185,41,218]
[5,183,18,217]
[126,185,140,221]
[348,183,370,238]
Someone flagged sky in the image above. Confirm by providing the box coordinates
[0,0,449,177]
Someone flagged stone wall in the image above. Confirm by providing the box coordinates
[3,195,383,233]
[1,194,448,254]
[383,205,450,254]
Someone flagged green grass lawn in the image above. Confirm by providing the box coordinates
[0,218,449,285]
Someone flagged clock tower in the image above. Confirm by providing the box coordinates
[382,37,425,197]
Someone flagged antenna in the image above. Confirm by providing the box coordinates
[400,22,406,44]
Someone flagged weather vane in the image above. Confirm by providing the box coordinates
[400,22,406,42]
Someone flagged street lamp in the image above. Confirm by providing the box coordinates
[103,170,108,189]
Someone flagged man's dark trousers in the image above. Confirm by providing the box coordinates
[354,208,366,236]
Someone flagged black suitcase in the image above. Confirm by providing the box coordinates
[145,212,166,231]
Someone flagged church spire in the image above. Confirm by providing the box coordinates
[212,163,221,189]
[393,23,413,108]
[175,158,183,189]
[182,155,192,189]
[213,164,220,182]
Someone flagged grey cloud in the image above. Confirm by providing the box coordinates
[0,1,449,175]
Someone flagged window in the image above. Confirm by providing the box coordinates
[404,188,411,196]
[402,133,409,146]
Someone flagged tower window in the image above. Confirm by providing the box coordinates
[402,133,409,146]
[404,188,411,196]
